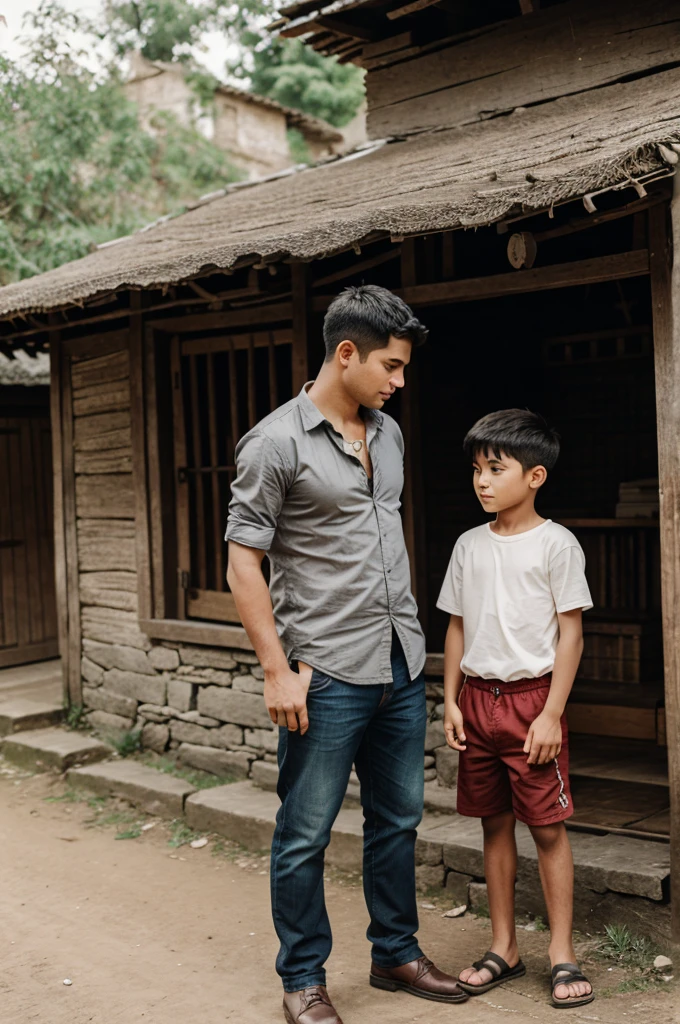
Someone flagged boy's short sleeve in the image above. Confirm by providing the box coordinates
[225,433,291,552]
[436,541,465,616]
[549,544,593,614]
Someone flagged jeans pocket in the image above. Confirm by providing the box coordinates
[307,668,334,695]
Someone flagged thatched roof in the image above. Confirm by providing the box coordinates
[0,350,50,385]
[1,68,680,319]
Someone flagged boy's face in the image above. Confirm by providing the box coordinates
[472,448,546,513]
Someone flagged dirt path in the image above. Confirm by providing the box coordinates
[1,768,677,1024]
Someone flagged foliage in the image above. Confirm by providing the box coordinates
[107,728,143,757]
[0,1,240,284]
[64,703,87,730]
[138,751,232,789]
[104,0,218,63]
[224,4,365,128]
[597,924,657,970]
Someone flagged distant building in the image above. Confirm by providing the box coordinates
[124,52,347,179]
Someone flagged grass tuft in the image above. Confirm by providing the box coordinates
[107,729,142,757]
[137,752,232,790]
[597,924,657,970]
[167,819,204,848]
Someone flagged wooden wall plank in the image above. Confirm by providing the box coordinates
[75,474,135,519]
[0,423,17,649]
[171,335,190,618]
[19,419,43,644]
[72,379,130,417]
[366,0,680,137]
[74,450,133,474]
[79,571,138,612]
[71,349,129,391]
[649,195,680,943]
[77,519,136,571]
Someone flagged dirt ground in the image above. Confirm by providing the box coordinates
[1,767,678,1024]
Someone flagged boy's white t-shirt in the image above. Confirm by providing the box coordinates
[436,519,593,683]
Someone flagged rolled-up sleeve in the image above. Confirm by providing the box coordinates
[225,433,291,551]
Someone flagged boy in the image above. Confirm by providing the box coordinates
[438,409,594,1010]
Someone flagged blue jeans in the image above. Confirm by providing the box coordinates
[271,636,427,992]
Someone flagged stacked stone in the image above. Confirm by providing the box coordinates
[81,641,457,790]
[80,639,277,780]
[424,681,458,789]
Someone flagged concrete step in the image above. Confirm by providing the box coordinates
[69,761,196,817]
[420,814,670,902]
[0,698,63,737]
[186,781,368,870]
[0,728,111,773]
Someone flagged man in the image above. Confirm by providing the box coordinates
[226,284,467,1023]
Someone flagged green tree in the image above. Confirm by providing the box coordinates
[103,0,218,63]
[0,1,240,284]
[103,0,365,127]
[223,2,365,128]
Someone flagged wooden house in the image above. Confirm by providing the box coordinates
[0,0,679,941]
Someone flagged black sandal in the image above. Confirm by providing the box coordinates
[457,951,526,995]
[551,963,594,1008]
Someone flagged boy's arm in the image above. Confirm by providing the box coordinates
[524,608,584,765]
[443,615,467,751]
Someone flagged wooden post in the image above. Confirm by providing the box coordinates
[59,338,82,706]
[129,292,153,621]
[48,317,70,703]
[291,263,310,393]
[400,239,428,633]
[650,195,680,944]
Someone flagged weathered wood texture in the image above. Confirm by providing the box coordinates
[0,412,58,667]
[75,474,135,519]
[649,196,680,943]
[366,0,680,137]
[77,520,136,571]
[61,345,82,703]
[49,322,69,684]
[79,571,138,611]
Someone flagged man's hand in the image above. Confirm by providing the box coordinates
[264,663,313,734]
[524,710,562,765]
[444,700,467,751]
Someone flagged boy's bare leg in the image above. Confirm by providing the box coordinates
[529,822,592,1001]
[459,812,520,985]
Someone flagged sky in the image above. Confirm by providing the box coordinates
[0,0,234,79]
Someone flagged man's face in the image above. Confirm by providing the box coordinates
[472,448,542,512]
[342,335,412,409]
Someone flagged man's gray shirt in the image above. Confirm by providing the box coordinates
[225,384,426,685]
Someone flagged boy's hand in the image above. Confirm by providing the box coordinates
[444,702,467,751]
[524,710,562,765]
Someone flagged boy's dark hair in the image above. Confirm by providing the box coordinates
[323,284,428,362]
[464,409,560,471]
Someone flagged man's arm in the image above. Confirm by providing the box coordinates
[227,542,311,734]
[443,614,467,751]
[524,608,584,765]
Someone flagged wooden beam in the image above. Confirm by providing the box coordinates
[60,343,82,706]
[400,240,428,632]
[138,617,254,651]
[48,317,69,704]
[129,293,153,622]
[312,250,650,312]
[316,15,376,40]
[291,264,310,393]
[313,248,401,288]
[148,302,292,333]
[650,195,680,944]
[388,0,440,20]
[181,328,292,357]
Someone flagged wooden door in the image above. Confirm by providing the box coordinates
[0,413,58,667]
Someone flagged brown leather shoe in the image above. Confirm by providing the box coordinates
[370,955,469,1003]
[283,986,344,1023]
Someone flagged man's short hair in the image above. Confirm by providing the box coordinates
[463,409,560,471]
[323,284,428,361]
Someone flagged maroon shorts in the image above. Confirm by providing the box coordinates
[456,675,573,827]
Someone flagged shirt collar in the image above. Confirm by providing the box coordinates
[297,381,385,433]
